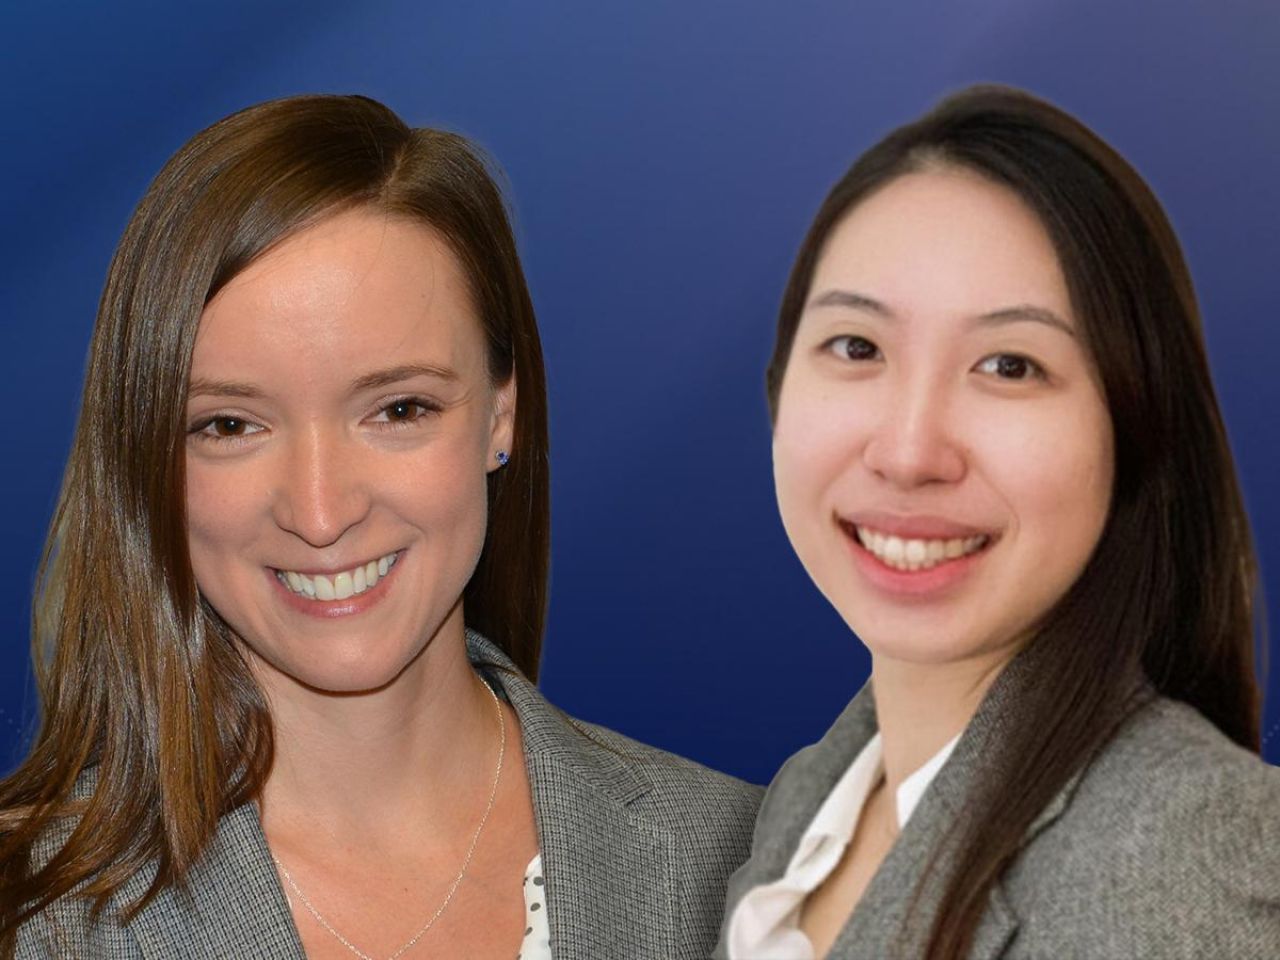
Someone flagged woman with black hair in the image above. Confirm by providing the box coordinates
[719,85,1279,959]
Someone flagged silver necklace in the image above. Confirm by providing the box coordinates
[272,680,506,960]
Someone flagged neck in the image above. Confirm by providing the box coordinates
[870,646,1013,798]
[256,608,498,843]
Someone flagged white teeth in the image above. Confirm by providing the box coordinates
[275,552,399,601]
[853,526,988,572]
[333,572,353,600]
[884,536,906,565]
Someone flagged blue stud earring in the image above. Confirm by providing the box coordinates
[496,451,509,467]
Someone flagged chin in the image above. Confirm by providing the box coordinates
[858,633,966,666]
[299,667,404,695]
[855,619,1026,672]
[250,641,427,696]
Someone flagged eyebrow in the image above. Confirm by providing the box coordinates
[186,377,265,401]
[348,363,460,392]
[187,362,459,401]
[974,305,1076,339]
[808,288,1076,339]
[809,289,895,317]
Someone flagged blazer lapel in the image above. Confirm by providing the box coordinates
[525,751,677,959]
[714,684,879,959]
[468,632,678,960]
[822,650,1096,960]
[728,683,879,899]
[121,803,306,960]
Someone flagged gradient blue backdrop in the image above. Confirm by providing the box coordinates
[3,1,1278,781]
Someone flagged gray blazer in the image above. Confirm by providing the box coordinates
[717,652,1280,959]
[18,632,762,959]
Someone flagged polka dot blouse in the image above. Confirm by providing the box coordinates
[516,853,551,959]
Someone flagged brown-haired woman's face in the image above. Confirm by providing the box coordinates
[773,170,1113,668]
[184,209,515,693]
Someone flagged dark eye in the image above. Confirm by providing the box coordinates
[190,416,264,441]
[828,335,881,362]
[213,417,247,436]
[975,353,1044,381]
[374,397,441,426]
[386,400,423,421]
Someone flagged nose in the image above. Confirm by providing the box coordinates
[861,378,966,489]
[271,426,372,548]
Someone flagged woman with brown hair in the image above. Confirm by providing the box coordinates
[718,86,1279,959]
[0,94,760,959]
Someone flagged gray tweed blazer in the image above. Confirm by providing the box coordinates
[17,632,762,959]
[716,651,1280,959]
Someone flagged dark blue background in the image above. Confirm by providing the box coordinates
[3,1,1278,780]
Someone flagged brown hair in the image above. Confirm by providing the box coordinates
[0,94,550,946]
[767,85,1262,959]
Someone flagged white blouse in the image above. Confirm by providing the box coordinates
[727,733,960,959]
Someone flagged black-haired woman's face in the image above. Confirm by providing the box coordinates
[184,209,515,695]
[773,169,1112,668]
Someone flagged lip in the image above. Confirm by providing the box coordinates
[270,550,401,578]
[841,510,994,541]
[837,515,995,598]
[266,550,404,620]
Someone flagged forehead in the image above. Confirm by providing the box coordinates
[192,208,484,382]
[811,169,1072,324]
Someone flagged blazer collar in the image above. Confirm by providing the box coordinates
[469,630,679,959]
[737,643,1090,960]
[467,630,655,805]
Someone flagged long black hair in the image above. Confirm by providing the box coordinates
[767,84,1262,959]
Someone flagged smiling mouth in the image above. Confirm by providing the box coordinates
[841,522,991,572]
[273,551,400,601]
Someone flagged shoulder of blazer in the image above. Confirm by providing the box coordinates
[1003,696,1280,955]
[1039,695,1280,881]
[465,630,763,824]
[14,773,302,960]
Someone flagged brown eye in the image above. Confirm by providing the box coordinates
[827,335,881,362]
[975,353,1045,381]
[212,417,247,436]
[383,399,437,422]
[997,356,1028,379]
[188,415,264,444]
[373,397,442,426]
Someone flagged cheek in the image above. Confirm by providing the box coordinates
[772,380,873,554]
[387,455,486,532]
[982,395,1113,556]
[185,461,259,561]
[383,428,492,548]
[183,460,270,626]
[774,382,860,495]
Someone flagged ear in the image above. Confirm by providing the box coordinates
[488,374,516,472]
